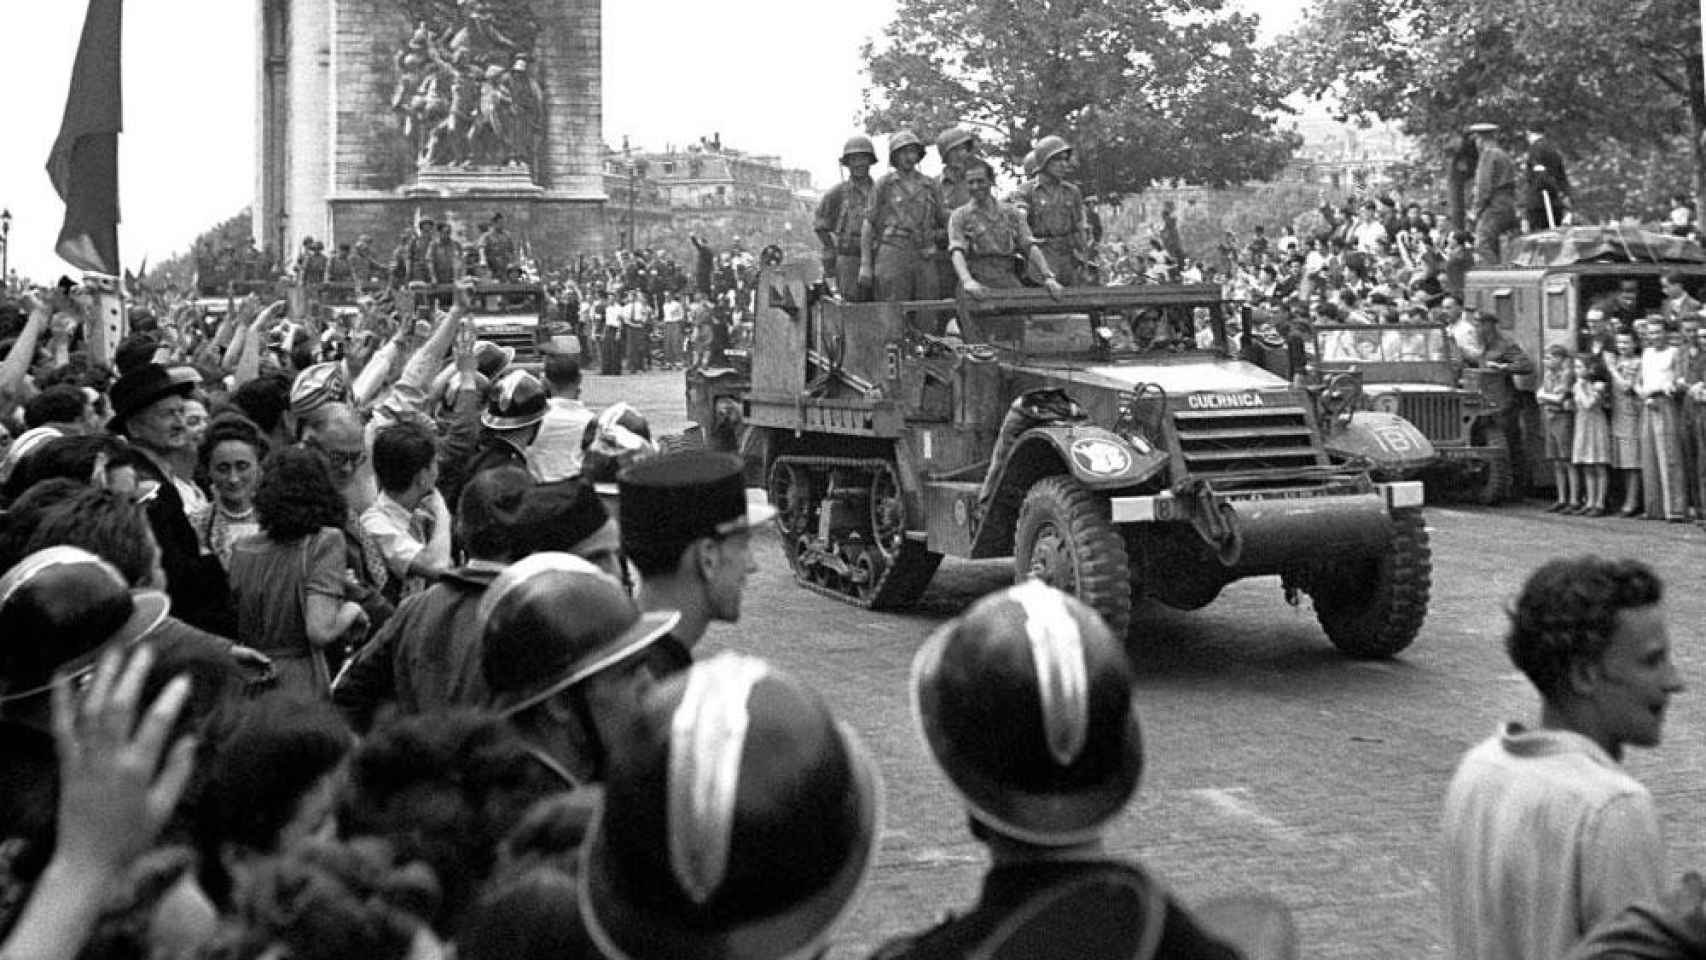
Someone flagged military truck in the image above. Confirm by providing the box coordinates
[735,265,1437,658]
[1311,321,1509,502]
[1464,226,1706,486]
[398,282,552,369]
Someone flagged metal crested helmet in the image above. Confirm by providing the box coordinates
[887,129,925,162]
[839,135,877,164]
[481,368,549,431]
[911,580,1142,846]
[581,653,883,960]
[477,552,679,716]
[0,547,170,706]
[935,125,976,157]
[1033,135,1073,169]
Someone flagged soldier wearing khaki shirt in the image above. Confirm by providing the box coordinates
[813,136,878,299]
[1014,135,1091,285]
[860,130,947,302]
[948,159,1063,298]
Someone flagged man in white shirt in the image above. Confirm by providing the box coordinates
[660,292,686,369]
[361,419,453,600]
[528,351,595,483]
[1442,556,1683,960]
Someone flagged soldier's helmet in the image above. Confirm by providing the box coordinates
[912,580,1143,846]
[839,135,877,164]
[887,130,925,162]
[481,368,549,431]
[1033,135,1074,168]
[580,652,883,960]
[935,126,976,157]
[1021,149,1041,178]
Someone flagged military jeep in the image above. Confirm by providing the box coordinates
[736,265,1437,658]
[1311,322,1509,503]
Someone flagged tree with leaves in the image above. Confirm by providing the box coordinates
[859,0,1301,203]
[1280,0,1706,213]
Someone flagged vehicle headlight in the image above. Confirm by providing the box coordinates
[1370,392,1400,414]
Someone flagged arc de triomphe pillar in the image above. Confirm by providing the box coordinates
[256,0,607,264]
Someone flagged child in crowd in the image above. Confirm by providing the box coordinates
[1607,330,1644,516]
[1570,352,1612,515]
[1536,344,1577,512]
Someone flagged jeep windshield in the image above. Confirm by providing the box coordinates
[1312,323,1450,365]
[962,301,1232,359]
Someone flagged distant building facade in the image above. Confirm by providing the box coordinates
[600,135,820,254]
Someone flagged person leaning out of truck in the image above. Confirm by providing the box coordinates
[948,158,1064,301]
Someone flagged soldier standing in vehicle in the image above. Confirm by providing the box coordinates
[860,130,947,302]
[813,135,878,300]
[1468,122,1518,266]
[935,126,979,293]
[1016,136,1092,285]
[480,212,517,281]
[1520,125,1571,232]
[948,158,1063,298]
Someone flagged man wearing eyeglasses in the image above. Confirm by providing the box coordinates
[948,158,1064,300]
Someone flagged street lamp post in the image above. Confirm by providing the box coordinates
[1,209,11,289]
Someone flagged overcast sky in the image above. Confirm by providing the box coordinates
[0,0,1302,281]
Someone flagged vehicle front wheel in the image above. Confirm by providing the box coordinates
[1309,508,1431,658]
[1013,475,1132,638]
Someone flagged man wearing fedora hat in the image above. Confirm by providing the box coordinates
[107,363,234,636]
[875,581,1247,959]
[480,552,680,788]
[618,450,775,676]
[577,652,882,960]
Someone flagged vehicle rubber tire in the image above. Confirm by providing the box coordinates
[1311,508,1431,658]
[1013,475,1132,638]
[1468,448,1512,506]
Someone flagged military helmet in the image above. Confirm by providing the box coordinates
[0,547,171,705]
[935,126,976,156]
[911,580,1143,846]
[839,135,877,164]
[1021,149,1040,178]
[1034,135,1073,168]
[482,368,549,431]
[887,129,925,162]
[581,653,882,960]
[478,552,678,716]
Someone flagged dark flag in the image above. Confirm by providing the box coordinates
[46,0,123,276]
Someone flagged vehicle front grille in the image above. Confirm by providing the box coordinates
[1398,393,1463,444]
[1172,406,1323,474]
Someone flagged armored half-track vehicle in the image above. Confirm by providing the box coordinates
[1312,321,1509,503]
[734,266,1436,658]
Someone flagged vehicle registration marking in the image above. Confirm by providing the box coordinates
[1188,392,1265,410]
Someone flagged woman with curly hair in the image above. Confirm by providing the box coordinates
[189,414,270,569]
[227,446,367,698]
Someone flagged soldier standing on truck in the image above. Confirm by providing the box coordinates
[480,212,517,281]
[1520,126,1571,232]
[1015,136,1092,285]
[1468,122,1518,266]
[860,130,946,302]
[813,135,878,300]
[935,126,979,293]
[947,158,1064,298]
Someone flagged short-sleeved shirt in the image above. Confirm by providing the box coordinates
[815,177,874,253]
[948,200,1037,258]
[865,170,946,248]
[1014,176,1088,243]
[227,527,347,660]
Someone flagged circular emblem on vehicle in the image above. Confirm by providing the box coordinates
[953,499,969,527]
[1069,438,1132,476]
